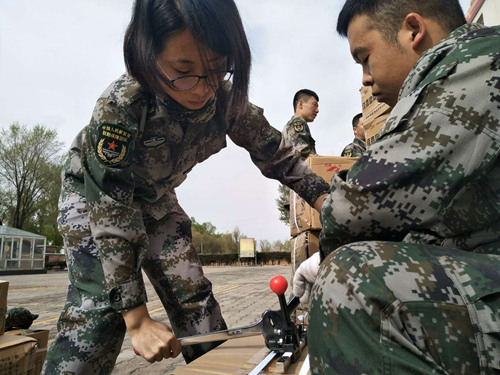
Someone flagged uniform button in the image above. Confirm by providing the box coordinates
[111,290,122,302]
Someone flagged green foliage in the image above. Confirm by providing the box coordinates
[0,123,64,247]
[191,218,241,254]
[190,218,289,256]
[0,123,64,233]
[276,184,290,226]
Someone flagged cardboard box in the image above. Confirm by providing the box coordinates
[5,329,49,349]
[359,86,391,125]
[289,156,358,236]
[0,334,37,375]
[0,281,8,335]
[364,113,390,148]
[5,329,48,374]
[290,231,320,275]
[30,348,47,375]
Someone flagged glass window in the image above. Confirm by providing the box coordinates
[21,238,33,260]
[6,259,19,269]
[34,239,45,260]
[11,238,20,260]
[32,260,44,269]
[3,238,12,259]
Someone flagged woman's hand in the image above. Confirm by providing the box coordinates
[122,304,182,363]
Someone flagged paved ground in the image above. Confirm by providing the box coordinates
[1,264,292,374]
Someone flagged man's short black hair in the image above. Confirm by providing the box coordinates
[352,113,362,128]
[293,89,319,111]
[337,0,466,43]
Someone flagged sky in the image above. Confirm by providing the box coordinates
[0,0,473,246]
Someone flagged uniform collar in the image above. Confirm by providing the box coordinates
[399,23,485,100]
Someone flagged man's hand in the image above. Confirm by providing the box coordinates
[293,252,321,304]
[313,193,328,212]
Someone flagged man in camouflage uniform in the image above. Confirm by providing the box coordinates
[340,113,366,157]
[42,75,330,374]
[282,89,319,159]
[293,0,500,373]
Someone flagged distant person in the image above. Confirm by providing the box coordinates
[340,113,366,157]
[42,1,330,374]
[282,89,319,159]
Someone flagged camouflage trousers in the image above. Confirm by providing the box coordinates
[309,241,500,374]
[42,193,226,375]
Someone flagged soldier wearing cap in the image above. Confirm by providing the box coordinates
[282,89,319,159]
[293,0,500,373]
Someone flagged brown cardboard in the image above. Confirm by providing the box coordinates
[364,113,390,148]
[291,231,320,276]
[359,85,391,124]
[173,335,310,374]
[30,348,47,375]
[0,281,8,335]
[290,156,358,236]
[0,334,37,375]
[5,329,49,349]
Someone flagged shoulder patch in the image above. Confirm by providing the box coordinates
[96,123,133,166]
[293,120,304,133]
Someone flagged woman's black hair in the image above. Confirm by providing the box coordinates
[124,0,251,119]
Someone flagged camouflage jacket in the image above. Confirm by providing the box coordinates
[321,23,500,256]
[340,137,366,158]
[282,116,317,159]
[61,74,329,311]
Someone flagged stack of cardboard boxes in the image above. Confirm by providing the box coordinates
[359,85,391,148]
[0,281,49,375]
[289,155,358,312]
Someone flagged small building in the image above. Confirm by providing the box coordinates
[466,0,500,25]
[0,225,46,274]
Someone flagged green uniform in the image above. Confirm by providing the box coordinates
[340,137,365,157]
[310,23,500,374]
[42,75,329,375]
[282,116,317,159]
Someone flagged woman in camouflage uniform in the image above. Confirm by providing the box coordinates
[42,1,329,374]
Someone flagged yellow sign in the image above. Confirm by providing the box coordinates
[239,238,255,258]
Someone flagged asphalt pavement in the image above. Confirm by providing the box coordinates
[1,264,292,374]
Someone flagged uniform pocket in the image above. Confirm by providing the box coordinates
[470,287,500,371]
[445,267,500,372]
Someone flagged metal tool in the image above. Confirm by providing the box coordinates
[133,275,307,374]
[178,276,300,350]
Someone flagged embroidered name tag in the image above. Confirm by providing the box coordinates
[96,123,133,166]
[144,136,166,147]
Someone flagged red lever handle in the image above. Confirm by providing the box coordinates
[270,275,288,295]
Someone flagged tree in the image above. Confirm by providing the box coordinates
[272,240,291,252]
[259,239,273,253]
[0,123,64,229]
[276,184,290,225]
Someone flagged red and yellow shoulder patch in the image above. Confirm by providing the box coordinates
[95,123,133,166]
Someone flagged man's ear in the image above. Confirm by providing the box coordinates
[401,13,427,51]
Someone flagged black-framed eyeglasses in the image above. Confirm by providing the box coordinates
[157,63,233,91]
